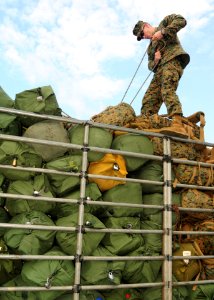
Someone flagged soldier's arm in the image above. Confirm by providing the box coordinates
[159,14,187,38]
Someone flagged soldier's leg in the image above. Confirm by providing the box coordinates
[161,59,183,116]
[141,73,162,115]
[159,60,189,138]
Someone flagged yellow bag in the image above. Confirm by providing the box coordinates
[88,153,127,191]
[172,242,203,281]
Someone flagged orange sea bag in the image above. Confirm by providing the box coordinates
[87,153,127,191]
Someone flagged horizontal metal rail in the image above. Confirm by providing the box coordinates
[1,254,213,261]
[1,191,213,213]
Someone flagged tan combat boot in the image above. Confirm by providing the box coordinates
[159,114,189,139]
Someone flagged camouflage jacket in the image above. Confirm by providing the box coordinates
[147,14,190,72]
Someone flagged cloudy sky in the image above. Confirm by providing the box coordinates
[0,0,214,143]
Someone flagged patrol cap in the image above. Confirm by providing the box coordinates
[133,20,146,41]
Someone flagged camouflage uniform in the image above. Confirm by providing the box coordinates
[141,14,190,116]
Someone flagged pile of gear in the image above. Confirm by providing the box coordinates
[0,86,213,300]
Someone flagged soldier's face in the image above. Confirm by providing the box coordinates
[143,24,153,39]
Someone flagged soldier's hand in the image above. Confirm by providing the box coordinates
[152,30,163,41]
[154,50,161,65]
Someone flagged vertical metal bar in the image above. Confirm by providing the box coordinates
[73,124,90,300]
[162,137,173,300]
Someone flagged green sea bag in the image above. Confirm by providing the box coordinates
[81,246,125,285]
[102,182,143,217]
[122,246,162,284]
[0,141,42,180]
[56,212,106,255]
[142,274,188,300]
[23,120,70,162]
[21,247,75,300]
[69,124,113,162]
[2,275,37,300]
[55,182,103,218]
[55,290,105,300]
[101,216,144,255]
[4,211,55,255]
[0,87,21,136]
[140,219,162,253]
[188,283,214,299]
[131,160,164,194]
[103,288,142,300]
[45,154,83,196]
[111,133,154,171]
[14,85,62,126]
[0,207,10,236]
[0,240,22,286]
[141,192,181,225]
[5,174,56,216]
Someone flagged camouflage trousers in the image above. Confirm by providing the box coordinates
[141,58,184,116]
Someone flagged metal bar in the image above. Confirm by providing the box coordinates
[83,228,163,234]
[0,223,76,232]
[172,279,214,286]
[173,230,214,235]
[172,157,214,167]
[0,254,164,261]
[1,254,213,261]
[0,282,164,292]
[0,192,79,204]
[1,191,213,213]
[73,123,90,300]
[162,137,173,300]
[0,164,81,177]
[0,286,75,292]
[0,107,83,124]
[1,106,213,146]
[0,132,162,160]
[172,255,214,260]
[0,254,75,260]
[82,282,164,290]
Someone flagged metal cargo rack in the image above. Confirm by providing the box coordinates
[0,107,213,300]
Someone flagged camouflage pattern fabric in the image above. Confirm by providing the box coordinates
[202,258,214,280]
[173,163,214,187]
[151,137,198,160]
[147,14,190,70]
[141,58,183,116]
[129,114,171,130]
[91,102,136,126]
[128,114,201,143]
[181,189,214,220]
[193,220,214,256]
[181,220,214,256]
[140,14,190,116]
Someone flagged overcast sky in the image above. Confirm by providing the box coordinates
[0,0,214,143]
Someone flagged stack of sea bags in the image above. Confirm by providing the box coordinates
[1,247,75,300]
[80,135,161,287]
